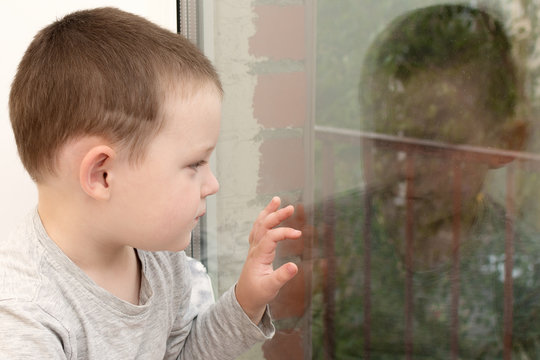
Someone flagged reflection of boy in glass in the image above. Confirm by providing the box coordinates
[314,4,540,359]
[361,4,526,264]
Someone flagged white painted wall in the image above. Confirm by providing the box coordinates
[0,1,176,235]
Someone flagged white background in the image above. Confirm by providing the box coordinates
[0,1,176,235]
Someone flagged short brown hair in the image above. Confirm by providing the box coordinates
[9,7,222,182]
[361,5,518,140]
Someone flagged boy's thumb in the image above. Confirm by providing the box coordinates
[271,262,298,290]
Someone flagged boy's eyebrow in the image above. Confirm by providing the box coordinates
[199,145,216,155]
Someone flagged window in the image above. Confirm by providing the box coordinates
[199,1,540,359]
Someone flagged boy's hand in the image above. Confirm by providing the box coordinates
[235,196,302,324]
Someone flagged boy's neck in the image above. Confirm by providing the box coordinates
[37,185,142,305]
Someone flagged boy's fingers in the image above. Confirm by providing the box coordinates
[256,227,302,256]
[250,200,293,245]
[259,196,281,219]
[250,197,282,241]
[267,262,298,292]
[263,205,295,230]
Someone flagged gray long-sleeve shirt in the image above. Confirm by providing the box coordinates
[0,211,274,359]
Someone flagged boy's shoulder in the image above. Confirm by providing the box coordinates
[1,211,44,301]
[1,211,192,303]
[0,212,196,358]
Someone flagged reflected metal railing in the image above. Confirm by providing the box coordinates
[315,125,540,360]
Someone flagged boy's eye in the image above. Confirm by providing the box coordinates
[189,160,207,170]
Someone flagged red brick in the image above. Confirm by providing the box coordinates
[270,266,306,320]
[258,138,304,193]
[277,234,304,258]
[263,329,304,360]
[254,72,307,128]
[277,203,311,257]
[250,5,306,60]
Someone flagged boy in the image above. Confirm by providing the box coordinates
[1,7,301,359]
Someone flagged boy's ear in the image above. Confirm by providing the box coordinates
[79,145,116,200]
[488,118,529,169]
[500,118,529,151]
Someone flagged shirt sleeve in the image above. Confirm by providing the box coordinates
[0,300,71,359]
[177,285,275,360]
[163,254,275,360]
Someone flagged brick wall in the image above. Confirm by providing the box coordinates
[249,2,313,359]
[213,1,314,358]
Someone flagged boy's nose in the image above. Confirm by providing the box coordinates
[201,170,219,198]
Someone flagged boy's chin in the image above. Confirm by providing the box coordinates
[136,232,192,253]
[165,233,192,253]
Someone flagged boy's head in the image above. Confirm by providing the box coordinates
[9,7,222,183]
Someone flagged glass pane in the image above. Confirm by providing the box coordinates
[311,1,540,359]
[210,1,540,359]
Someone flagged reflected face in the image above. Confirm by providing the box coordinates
[368,64,508,268]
